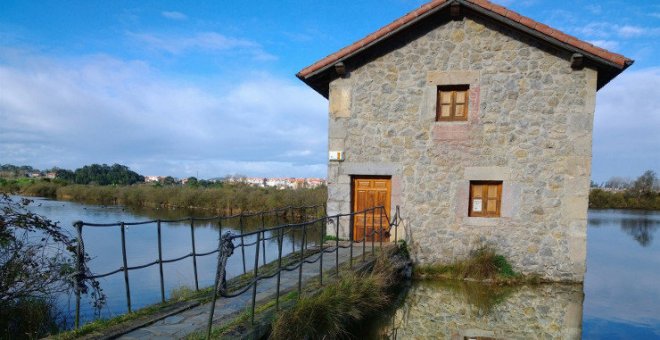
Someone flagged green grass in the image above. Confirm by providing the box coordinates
[1,179,327,213]
[54,301,180,340]
[413,246,539,284]
[55,285,219,339]
[269,254,399,339]
[1,298,60,339]
[54,247,322,339]
[323,235,346,242]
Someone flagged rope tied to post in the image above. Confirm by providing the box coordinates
[216,231,235,295]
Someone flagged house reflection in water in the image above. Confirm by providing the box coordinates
[379,281,583,339]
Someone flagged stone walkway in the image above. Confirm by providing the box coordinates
[119,242,376,339]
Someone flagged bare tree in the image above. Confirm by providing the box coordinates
[0,194,104,334]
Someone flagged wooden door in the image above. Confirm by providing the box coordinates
[352,176,391,242]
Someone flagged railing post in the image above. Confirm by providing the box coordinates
[335,215,340,276]
[363,210,367,262]
[319,219,324,285]
[120,222,132,313]
[394,206,399,243]
[251,231,261,324]
[371,208,376,255]
[239,214,246,274]
[276,227,283,311]
[73,221,84,329]
[298,223,306,296]
[379,207,383,251]
[261,213,267,265]
[349,213,354,269]
[190,217,199,291]
[302,207,308,250]
[292,225,296,254]
[207,232,234,340]
[157,220,165,303]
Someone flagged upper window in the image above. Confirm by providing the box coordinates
[436,85,469,121]
[469,181,502,217]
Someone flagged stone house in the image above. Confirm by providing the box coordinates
[296,0,632,282]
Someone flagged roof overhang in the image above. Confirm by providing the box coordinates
[296,0,633,98]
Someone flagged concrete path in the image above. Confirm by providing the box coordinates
[119,242,377,339]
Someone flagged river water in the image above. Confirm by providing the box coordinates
[358,209,660,339]
[20,197,320,327]
[20,198,660,337]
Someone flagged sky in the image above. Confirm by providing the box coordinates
[0,0,658,182]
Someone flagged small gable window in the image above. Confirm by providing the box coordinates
[469,181,502,217]
[436,85,469,121]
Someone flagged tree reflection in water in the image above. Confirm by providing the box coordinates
[619,218,660,247]
[356,281,584,339]
[589,212,660,247]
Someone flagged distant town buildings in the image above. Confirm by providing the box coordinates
[144,175,326,189]
[223,176,326,189]
[144,176,164,183]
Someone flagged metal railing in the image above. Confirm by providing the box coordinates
[71,204,324,329]
[205,205,402,338]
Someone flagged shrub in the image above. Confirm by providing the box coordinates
[414,246,523,282]
[270,255,396,339]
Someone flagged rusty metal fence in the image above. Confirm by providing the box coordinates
[71,204,324,329]
[205,205,402,338]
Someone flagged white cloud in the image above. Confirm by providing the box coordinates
[592,67,660,182]
[128,31,253,53]
[585,4,602,15]
[576,22,660,39]
[126,31,277,60]
[616,25,645,38]
[0,49,326,178]
[576,22,613,39]
[161,11,188,21]
[588,40,619,51]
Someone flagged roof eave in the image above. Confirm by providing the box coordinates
[459,0,633,89]
[297,0,634,96]
[296,1,454,88]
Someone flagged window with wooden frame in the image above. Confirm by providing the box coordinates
[436,85,469,121]
[469,181,502,217]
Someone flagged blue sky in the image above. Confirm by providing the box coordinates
[1,0,658,182]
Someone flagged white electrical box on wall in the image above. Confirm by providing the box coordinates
[329,151,345,161]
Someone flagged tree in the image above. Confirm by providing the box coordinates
[55,169,75,182]
[0,194,104,337]
[163,176,177,185]
[73,163,144,185]
[630,170,658,198]
[186,177,199,187]
[603,176,631,190]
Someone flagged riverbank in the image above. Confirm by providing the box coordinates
[589,188,659,210]
[0,179,326,213]
[412,246,542,284]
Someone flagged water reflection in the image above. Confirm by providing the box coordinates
[23,197,323,327]
[358,209,660,338]
[620,218,660,247]
[367,281,583,339]
[588,210,660,247]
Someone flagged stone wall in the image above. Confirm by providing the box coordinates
[326,14,596,281]
[384,281,583,339]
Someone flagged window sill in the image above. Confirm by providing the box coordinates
[463,217,500,227]
[434,120,469,125]
[432,123,470,141]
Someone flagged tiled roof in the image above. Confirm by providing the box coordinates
[297,0,633,79]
